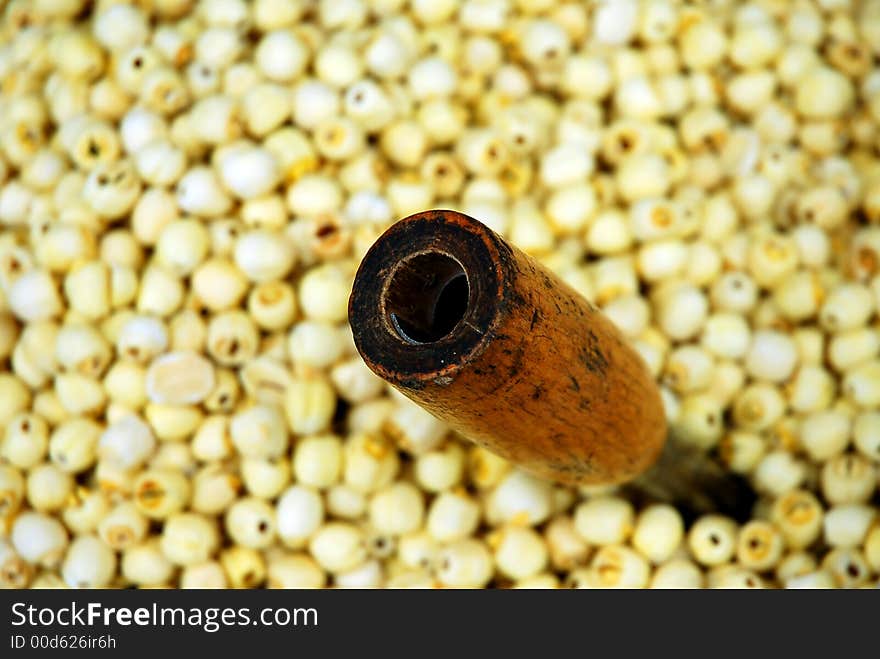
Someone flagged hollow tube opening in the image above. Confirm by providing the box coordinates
[384,252,470,344]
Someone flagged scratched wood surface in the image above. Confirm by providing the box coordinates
[350,210,667,486]
[403,232,668,486]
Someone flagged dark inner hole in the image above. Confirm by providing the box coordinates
[385,252,470,344]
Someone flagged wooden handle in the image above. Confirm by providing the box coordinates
[628,439,756,521]
[349,210,667,486]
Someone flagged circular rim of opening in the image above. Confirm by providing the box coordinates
[348,210,508,385]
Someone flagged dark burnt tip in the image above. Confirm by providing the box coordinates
[348,210,507,384]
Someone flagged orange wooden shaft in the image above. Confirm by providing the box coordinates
[349,210,667,486]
